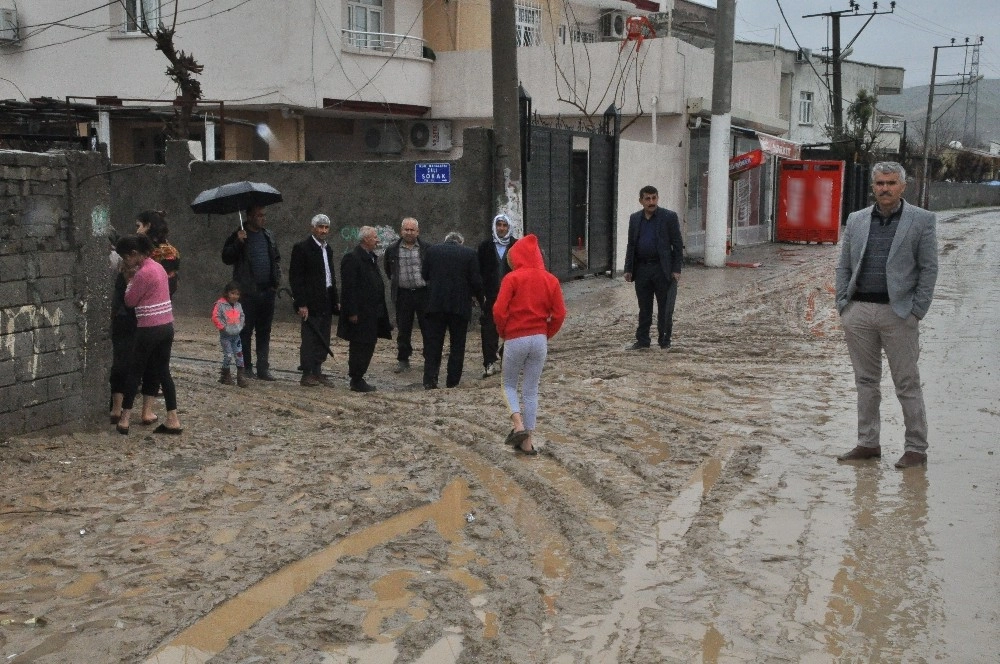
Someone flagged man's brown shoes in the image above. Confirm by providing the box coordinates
[893,451,928,469]
[837,445,882,461]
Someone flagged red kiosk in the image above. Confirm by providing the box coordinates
[776,160,844,244]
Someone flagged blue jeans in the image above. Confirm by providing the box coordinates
[220,333,244,370]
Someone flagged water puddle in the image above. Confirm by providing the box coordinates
[143,478,472,664]
[59,572,103,599]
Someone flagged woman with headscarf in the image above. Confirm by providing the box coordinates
[114,234,183,435]
[477,213,517,378]
[492,234,566,455]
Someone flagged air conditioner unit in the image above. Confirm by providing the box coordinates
[795,48,812,64]
[409,120,453,151]
[600,12,628,40]
[362,122,403,154]
[0,8,19,43]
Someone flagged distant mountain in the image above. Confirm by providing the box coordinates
[877,78,1000,149]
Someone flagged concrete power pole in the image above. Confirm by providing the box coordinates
[704,0,735,268]
[490,0,524,236]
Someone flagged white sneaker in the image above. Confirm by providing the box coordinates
[482,363,498,378]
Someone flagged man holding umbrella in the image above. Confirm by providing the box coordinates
[221,205,282,380]
[289,214,340,387]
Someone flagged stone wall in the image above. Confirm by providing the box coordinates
[107,128,496,317]
[1,151,111,436]
[927,182,1000,211]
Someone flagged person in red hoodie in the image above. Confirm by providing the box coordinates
[492,234,566,455]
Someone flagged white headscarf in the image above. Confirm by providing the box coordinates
[492,213,512,247]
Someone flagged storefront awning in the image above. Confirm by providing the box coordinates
[756,132,802,160]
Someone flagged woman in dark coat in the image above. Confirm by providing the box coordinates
[336,226,392,392]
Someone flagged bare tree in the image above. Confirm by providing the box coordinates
[542,5,650,131]
[120,1,204,139]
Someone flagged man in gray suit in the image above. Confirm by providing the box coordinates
[835,162,938,469]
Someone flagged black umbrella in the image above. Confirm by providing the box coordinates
[190,181,283,228]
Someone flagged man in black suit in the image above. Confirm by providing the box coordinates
[623,185,684,350]
[421,232,484,389]
[336,226,392,392]
[477,213,517,378]
[289,214,340,387]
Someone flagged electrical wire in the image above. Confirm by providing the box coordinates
[773,0,832,96]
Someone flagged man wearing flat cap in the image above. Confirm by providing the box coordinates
[289,214,340,387]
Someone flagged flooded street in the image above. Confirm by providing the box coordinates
[1,209,997,663]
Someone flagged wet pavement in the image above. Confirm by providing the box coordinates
[1,208,997,663]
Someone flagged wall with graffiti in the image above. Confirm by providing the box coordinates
[0,150,111,435]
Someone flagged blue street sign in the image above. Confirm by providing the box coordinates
[414,163,451,184]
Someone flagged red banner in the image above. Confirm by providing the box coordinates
[729,149,765,178]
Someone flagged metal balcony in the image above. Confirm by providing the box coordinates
[341,30,428,59]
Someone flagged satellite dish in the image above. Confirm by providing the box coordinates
[948,140,963,149]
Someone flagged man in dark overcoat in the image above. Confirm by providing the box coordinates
[289,214,340,387]
[421,231,484,389]
[336,226,392,392]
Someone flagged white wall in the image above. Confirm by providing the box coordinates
[0,1,431,110]
[615,135,687,271]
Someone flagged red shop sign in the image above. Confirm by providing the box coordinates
[729,149,765,178]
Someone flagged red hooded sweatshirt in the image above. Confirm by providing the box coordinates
[492,234,566,340]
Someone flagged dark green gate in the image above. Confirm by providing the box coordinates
[523,107,619,280]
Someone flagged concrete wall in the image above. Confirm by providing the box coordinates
[107,128,495,317]
[0,151,112,436]
[926,183,1000,211]
[616,137,687,270]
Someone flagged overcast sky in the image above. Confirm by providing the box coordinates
[702,0,1000,87]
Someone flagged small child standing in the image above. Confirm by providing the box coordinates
[212,281,248,387]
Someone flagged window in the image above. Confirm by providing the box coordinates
[798,91,813,125]
[515,3,543,47]
[347,0,384,49]
[558,26,596,45]
[124,0,160,33]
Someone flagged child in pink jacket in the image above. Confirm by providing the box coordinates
[212,281,248,387]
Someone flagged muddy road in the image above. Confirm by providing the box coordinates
[2,209,997,663]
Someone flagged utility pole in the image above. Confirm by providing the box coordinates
[804,1,895,140]
[963,37,985,145]
[704,0,734,268]
[490,0,524,236]
[919,38,983,208]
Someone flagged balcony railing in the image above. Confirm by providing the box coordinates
[342,30,427,59]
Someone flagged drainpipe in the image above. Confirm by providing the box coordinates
[651,95,658,144]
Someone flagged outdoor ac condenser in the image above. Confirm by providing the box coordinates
[0,8,19,43]
[409,121,452,151]
[600,11,628,40]
[362,122,403,154]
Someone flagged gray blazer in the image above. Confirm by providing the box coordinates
[835,200,938,319]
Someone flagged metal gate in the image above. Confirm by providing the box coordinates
[523,107,619,281]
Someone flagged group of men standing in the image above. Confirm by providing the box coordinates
[383,214,516,390]
[228,212,514,392]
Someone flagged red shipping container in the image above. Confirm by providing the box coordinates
[776,160,844,244]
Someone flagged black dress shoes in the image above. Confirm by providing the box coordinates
[837,445,882,461]
[350,380,376,393]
